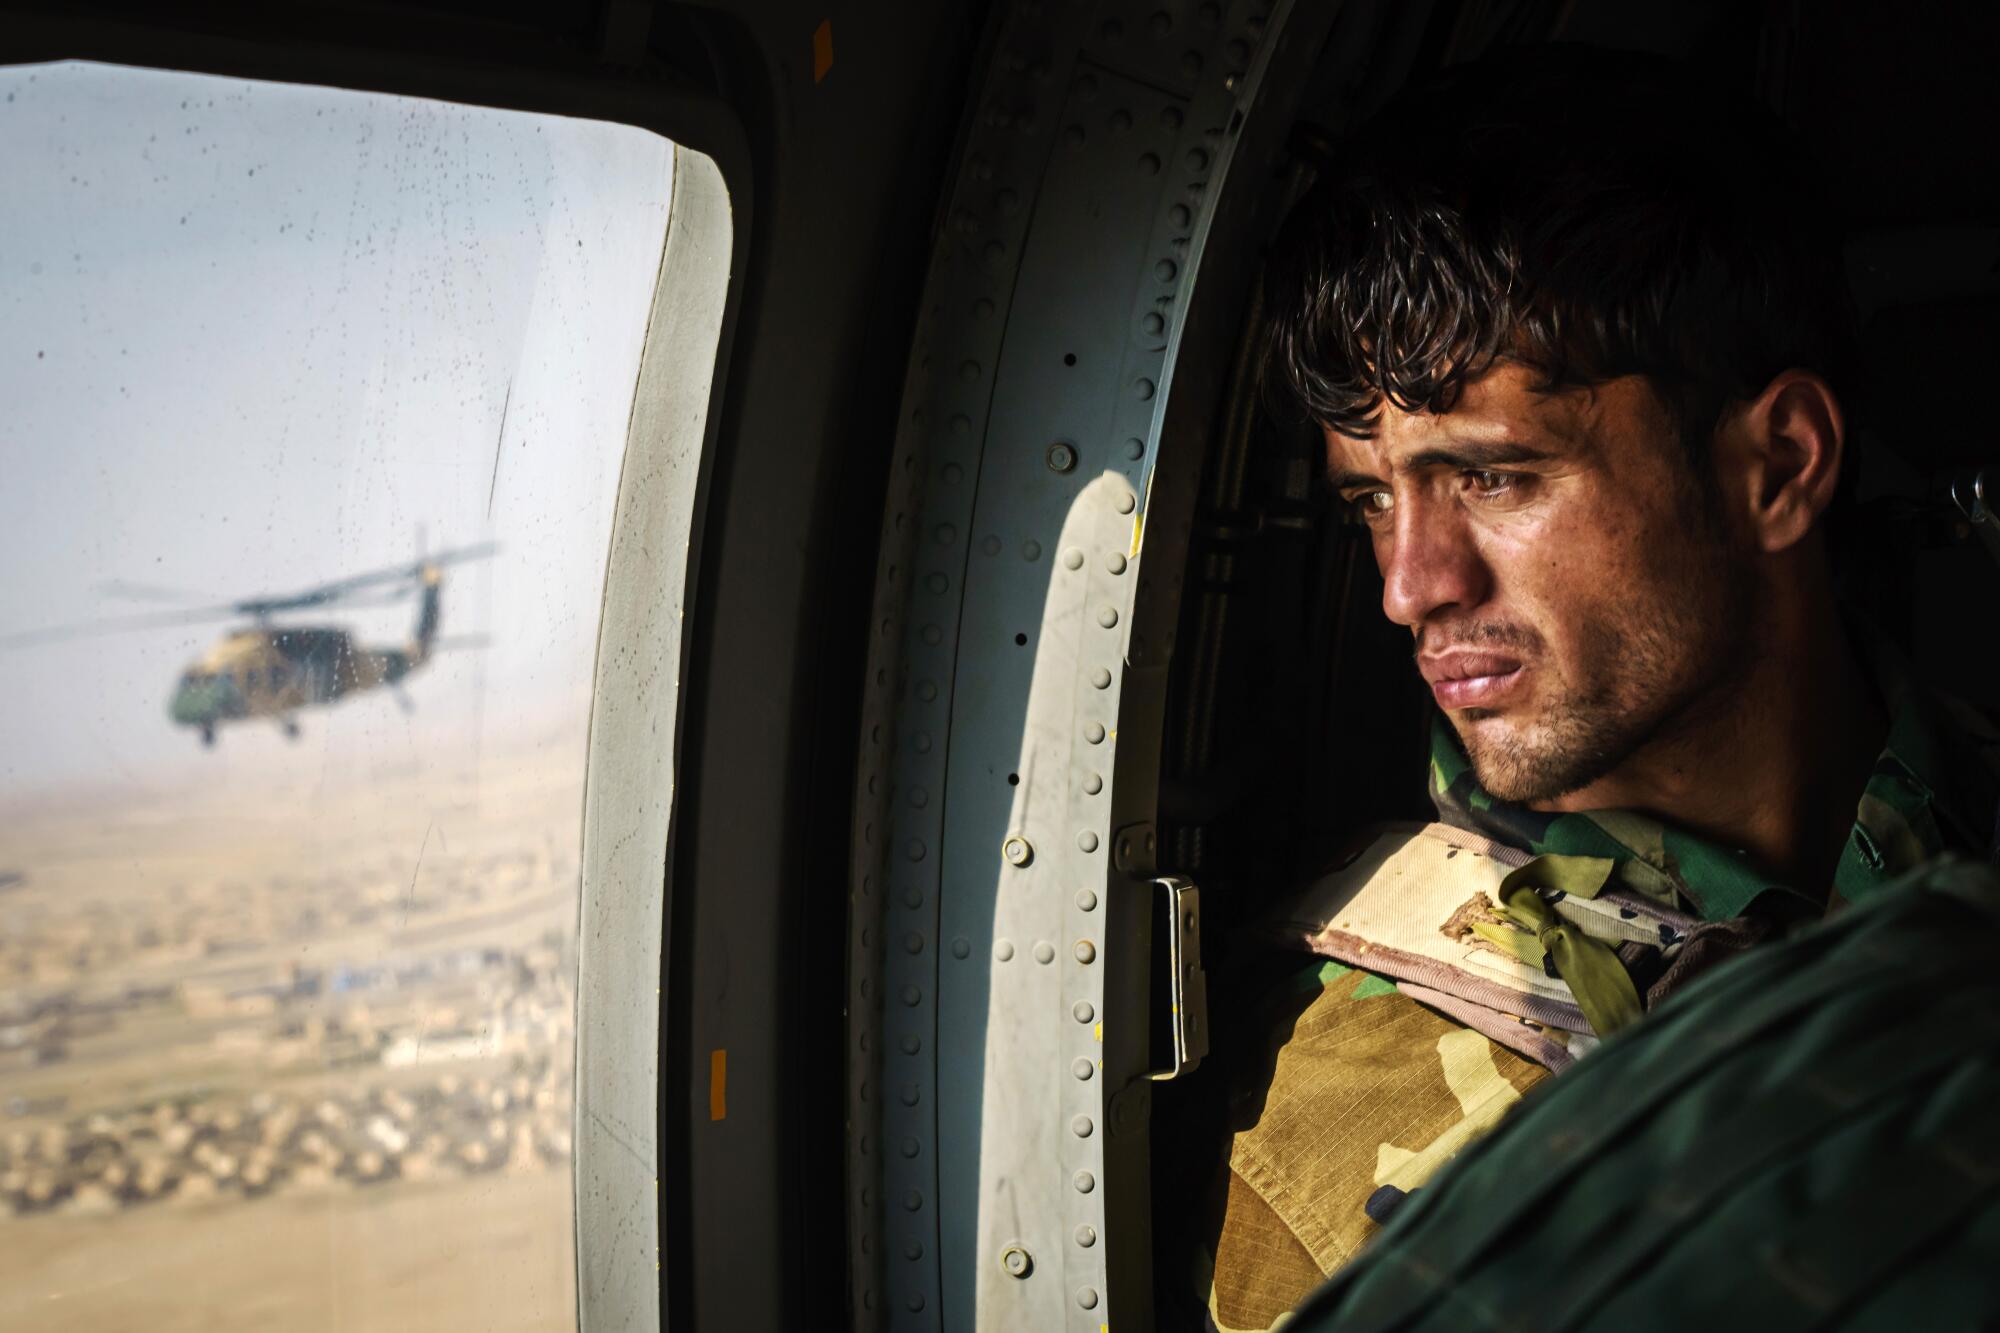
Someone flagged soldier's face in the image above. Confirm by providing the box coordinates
[1325,365,1750,804]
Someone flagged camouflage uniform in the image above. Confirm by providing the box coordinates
[1198,651,2000,1333]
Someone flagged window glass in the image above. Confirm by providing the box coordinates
[0,61,678,1331]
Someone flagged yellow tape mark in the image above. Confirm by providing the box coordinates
[1094,1022,1102,1043]
[1128,513,1143,558]
[709,1049,728,1121]
[812,20,834,83]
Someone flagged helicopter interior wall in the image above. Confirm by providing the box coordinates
[1149,1,2000,1324]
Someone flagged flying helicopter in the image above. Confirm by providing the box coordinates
[1,544,494,747]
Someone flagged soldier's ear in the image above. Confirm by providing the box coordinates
[1714,370,1844,555]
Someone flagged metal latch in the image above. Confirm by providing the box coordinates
[1147,876,1208,1080]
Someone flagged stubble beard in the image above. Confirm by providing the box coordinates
[1452,540,1752,807]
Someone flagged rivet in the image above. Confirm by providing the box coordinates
[926,572,947,594]
[916,680,938,702]
[900,1085,920,1107]
[901,1035,920,1055]
[905,932,924,954]
[1075,940,1097,964]
[1064,125,1085,148]
[1110,108,1132,132]
[907,1293,925,1314]
[996,940,1016,961]
[1115,492,1137,514]
[1098,607,1120,629]
[1001,1245,1034,1278]
[1155,258,1178,282]
[1022,540,1042,561]
[1162,105,1184,130]
[1078,1287,1100,1310]
[921,623,943,645]
[906,839,927,861]
[901,985,921,1006]
[1078,831,1100,853]
[1181,50,1203,77]
[905,1191,923,1212]
[1142,312,1165,336]
[909,782,931,805]
[951,937,970,959]
[934,523,957,545]
[1228,38,1251,63]
[905,1240,924,1259]
[974,298,994,318]
[982,535,1003,555]
[1138,152,1162,175]
[982,240,1006,267]
[1169,203,1192,228]
[1124,437,1145,460]
[1098,18,1123,42]
[1046,441,1078,472]
[903,885,922,908]
[1085,722,1106,744]
[996,187,1019,214]
[950,413,971,435]
[958,360,981,382]
[1186,148,1210,173]
[1150,9,1172,37]
[901,1137,921,1158]
[1072,1115,1094,1138]
[1075,73,1098,98]
[1063,547,1086,570]
[1072,1057,1094,1080]
[1074,1000,1096,1023]
[1034,941,1056,965]
[913,732,933,754]
[1003,835,1034,867]
[860,1083,870,1103]
[1075,1225,1097,1248]
[1090,669,1112,691]
[1105,552,1128,574]
[1076,888,1098,911]
[1132,377,1156,401]
[864,1289,874,1310]
[1016,111,1039,135]
[1075,1170,1096,1193]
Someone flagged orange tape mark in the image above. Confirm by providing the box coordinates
[709,1049,728,1121]
[812,20,834,84]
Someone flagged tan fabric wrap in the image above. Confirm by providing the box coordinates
[1267,822,1596,1038]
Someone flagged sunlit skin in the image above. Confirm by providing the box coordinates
[1327,362,1887,891]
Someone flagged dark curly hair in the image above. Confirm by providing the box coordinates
[1264,46,1856,467]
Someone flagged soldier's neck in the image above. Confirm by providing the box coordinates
[1537,585,1886,894]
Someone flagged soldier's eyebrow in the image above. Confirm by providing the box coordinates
[1327,439,1558,492]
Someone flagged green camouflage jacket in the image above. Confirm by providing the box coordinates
[1197,651,2000,1333]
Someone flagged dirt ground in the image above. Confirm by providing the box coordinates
[0,1169,575,1333]
[0,737,590,1330]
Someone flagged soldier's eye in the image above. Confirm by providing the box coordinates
[1346,490,1392,522]
[1463,470,1528,502]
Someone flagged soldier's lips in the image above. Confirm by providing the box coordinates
[1420,652,1526,709]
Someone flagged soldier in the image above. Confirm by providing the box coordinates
[1195,48,2000,1332]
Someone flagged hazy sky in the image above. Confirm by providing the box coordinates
[0,62,678,805]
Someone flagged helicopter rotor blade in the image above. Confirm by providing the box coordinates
[234,541,499,617]
[0,604,246,650]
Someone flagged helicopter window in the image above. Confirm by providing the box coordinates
[0,60,720,1332]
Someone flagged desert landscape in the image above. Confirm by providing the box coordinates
[0,737,588,1331]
